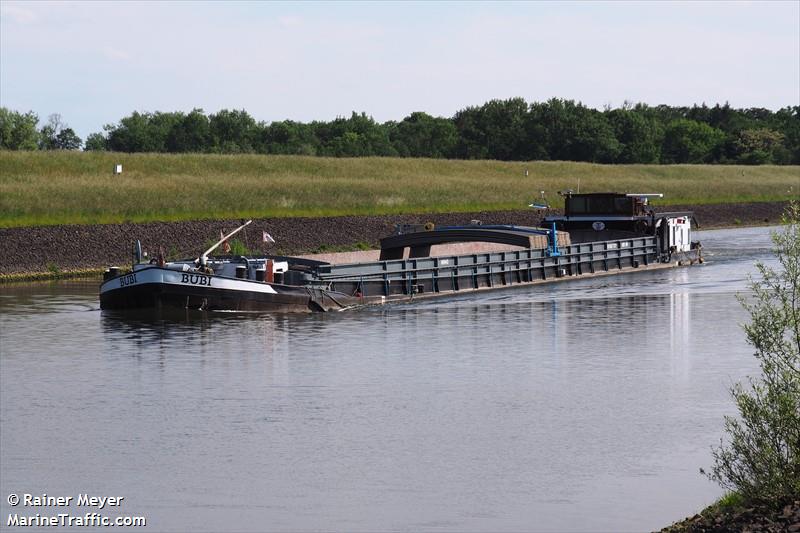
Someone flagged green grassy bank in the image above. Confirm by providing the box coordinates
[1,151,798,228]
[0,268,105,284]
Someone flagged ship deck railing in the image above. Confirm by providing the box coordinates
[311,236,659,297]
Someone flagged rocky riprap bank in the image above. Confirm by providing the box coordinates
[0,201,790,275]
[661,500,800,533]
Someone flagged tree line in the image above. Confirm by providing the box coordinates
[0,110,82,151]
[1,98,798,164]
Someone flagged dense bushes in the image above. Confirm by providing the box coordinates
[702,204,800,508]
[2,99,799,164]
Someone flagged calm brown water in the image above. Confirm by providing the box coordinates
[0,226,777,532]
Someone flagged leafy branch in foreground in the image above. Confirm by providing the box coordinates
[702,202,800,507]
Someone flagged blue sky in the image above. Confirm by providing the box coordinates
[1,0,798,140]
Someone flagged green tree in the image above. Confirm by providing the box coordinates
[734,128,786,165]
[452,105,488,159]
[482,98,530,160]
[38,113,62,150]
[37,114,82,150]
[772,106,800,164]
[55,128,82,150]
[107,111,185,152]
[708,102,756,134]
[661,119,726,163]
[606,108,663,163]
[209,109,257,153]
[390,111,457,158]
[107,112,159,152]
[314,112,396,157]
[261,120,319,155]
[0,108,12,148]
[166,109,211,152]
[38,124,56,149]
[84,132,108,151]
[453,98,543,160]
[528,98,620,163]
[0,108,39,150]
[147,112,183,152]
[703,203,800,508]
[27,100,796,163]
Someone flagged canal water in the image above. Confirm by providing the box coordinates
[0,226,779,532]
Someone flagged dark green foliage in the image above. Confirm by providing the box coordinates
[107,111,171,152]
[0,108,39,150]
[314,112,397,157]
[771,107,800,164]
[529,99,621,163]
[261,120,318,155]
[452,98,532,160]
[38,125,56,150]
[2,101,799,164]
[209,109,257,153]
[38,116,58,150]
[452,105,488,159]
[390,112,457,158]
[482,98,530,160]
[80,101,800,165]
[703,203,800,508]
[37,114,82,151]
[452,106,486,159]
[661,119,726,163]
[166,108,211,153]
[734,129,786,165]
[84,132,108,151]
[54,128,82,150]
[606,107,663,163]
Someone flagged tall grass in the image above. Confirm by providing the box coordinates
[1,151,798,227]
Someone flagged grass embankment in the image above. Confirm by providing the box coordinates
[1,151,798,228]
[0,268,105,283]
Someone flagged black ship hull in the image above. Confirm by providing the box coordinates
[100,267,362,313]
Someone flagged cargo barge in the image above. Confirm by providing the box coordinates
[99,192,702,312]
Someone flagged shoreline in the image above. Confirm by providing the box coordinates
[661,498,799,532]
[0,201,789,283]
